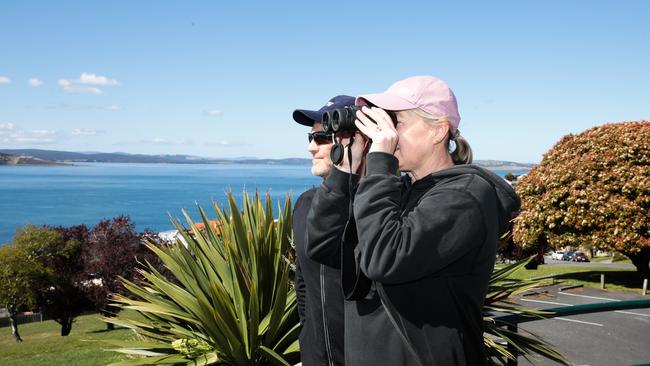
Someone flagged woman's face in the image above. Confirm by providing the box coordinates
[393,110,444,173]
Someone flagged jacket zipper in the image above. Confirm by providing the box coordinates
[320,265,334,366]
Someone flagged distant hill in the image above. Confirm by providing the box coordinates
[0,149,534,170]
[0,151,66,166]
[473,160,534,170]
[0,149,313,166]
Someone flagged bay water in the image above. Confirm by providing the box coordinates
[0,163,526,245]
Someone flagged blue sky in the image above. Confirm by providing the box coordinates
[1,1,648,163]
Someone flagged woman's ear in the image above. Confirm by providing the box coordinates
[431,122,450,145]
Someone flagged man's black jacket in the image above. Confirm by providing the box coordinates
[294,187,345,366]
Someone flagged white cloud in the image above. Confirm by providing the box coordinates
[28,78,44,87]
[57,72,119,95]
[204,109,223,117]
[70,86,103,95]
[45,103,121,111]
[0,124,59,144]
[0,76,11,84]
[79,72,119,86]
[137,137,193,145]
[114,137,195,146]
[9,129,57,144]
[205,140,248,147]
[72,128,102,136]
[57,81,104,95]
[0,122,16,133]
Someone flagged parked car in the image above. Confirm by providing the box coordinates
[551,251,565,260]
[562,251,574,261]
[571,251,590,262]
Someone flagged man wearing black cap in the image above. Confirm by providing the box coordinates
[292,95,355,366]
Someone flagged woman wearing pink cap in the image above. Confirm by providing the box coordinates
[306,76,520,365]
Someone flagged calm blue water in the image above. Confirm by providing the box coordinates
[0,163,526,245]
[0,163,321,245]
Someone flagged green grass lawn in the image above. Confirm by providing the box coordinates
[0,313,132,366]
[590,256,632,264]
[506,264,644,293]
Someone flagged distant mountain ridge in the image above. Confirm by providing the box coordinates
[0,151,66,166]
[0,149,534,169]
[0,149,313,166]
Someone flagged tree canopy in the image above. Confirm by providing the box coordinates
[11,225,91,335]
[513,121,650,277]
[0,243,42,342]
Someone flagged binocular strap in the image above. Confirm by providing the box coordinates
[340,217,372,300]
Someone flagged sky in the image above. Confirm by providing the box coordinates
[1,1,648,163]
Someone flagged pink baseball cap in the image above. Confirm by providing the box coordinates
[356,75,461,132]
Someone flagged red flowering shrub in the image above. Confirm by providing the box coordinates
[513,121,650,277]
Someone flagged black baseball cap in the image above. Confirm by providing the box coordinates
[292,95,356,126]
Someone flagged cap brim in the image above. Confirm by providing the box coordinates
[355,93,417,111]
[292,109,323,126]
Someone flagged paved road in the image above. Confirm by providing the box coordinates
[543,257,635,269]
[504,285,650,365]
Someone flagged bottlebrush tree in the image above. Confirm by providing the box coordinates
[513,121,650,278]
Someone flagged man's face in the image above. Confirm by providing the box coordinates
[308,122,333,178]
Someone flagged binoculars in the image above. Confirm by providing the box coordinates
[322,106,397,134]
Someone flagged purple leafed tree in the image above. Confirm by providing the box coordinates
[82,216,143,330]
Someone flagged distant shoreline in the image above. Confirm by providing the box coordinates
[484,165,531,171]
[0,153,68,167]
[1,148,536,169]
[0,161,533,171]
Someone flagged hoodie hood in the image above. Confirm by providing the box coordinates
[428,164,521,235]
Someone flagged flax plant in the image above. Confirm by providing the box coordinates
[105,191,300,365]
[483,258,572,365]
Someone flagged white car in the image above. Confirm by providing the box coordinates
[551,251,565,260]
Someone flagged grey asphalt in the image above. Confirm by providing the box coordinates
[504,285,650,366]
[543,257,635,269]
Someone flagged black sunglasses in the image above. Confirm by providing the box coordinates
[308,131,333,144]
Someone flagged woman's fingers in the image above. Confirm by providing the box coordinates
[355,110,377,139]
[357,106,398,154]
[362,106,396,132]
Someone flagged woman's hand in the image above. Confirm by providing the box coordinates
[335,131,368,174]
[354,106,399,155]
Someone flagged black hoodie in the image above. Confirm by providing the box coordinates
[306,152,520,366]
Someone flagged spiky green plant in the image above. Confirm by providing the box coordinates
[484,258,572,365]
[105,191,299,365]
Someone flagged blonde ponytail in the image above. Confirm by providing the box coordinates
[450,134,472,165]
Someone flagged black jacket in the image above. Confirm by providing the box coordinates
[306,153,520,366]
[294,188,345,366]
